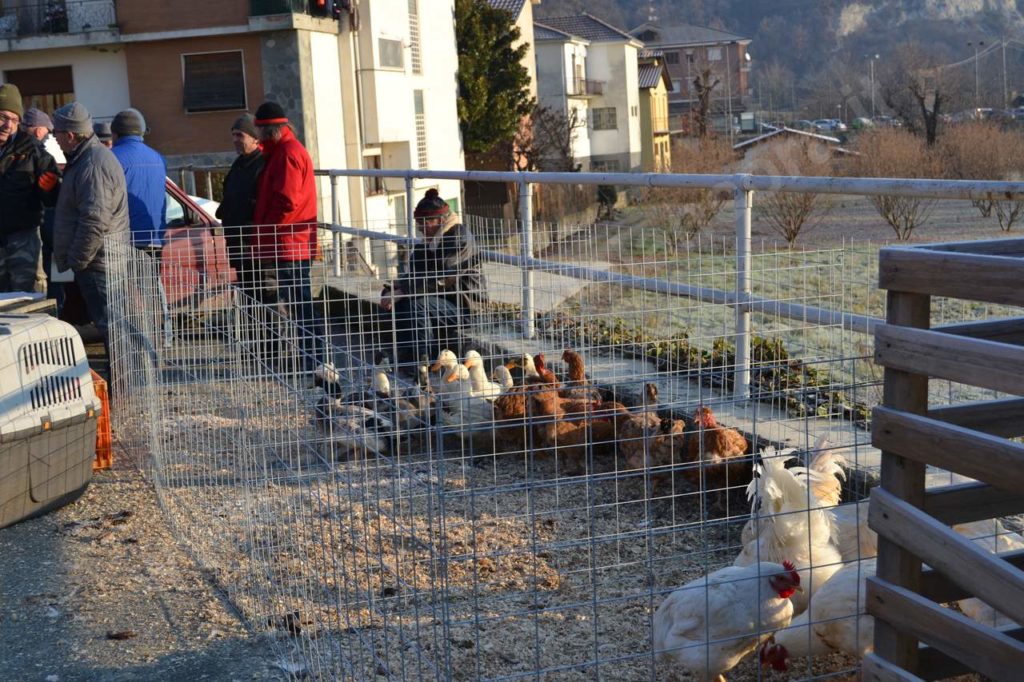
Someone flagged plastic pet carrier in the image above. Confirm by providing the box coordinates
[0,314,102,529]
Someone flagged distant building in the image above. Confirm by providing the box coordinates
[629,22,751,132]
[637,49,672,171]
[0,0,465,237]
[536,13,644,173]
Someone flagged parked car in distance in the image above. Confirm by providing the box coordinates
[812,118,847,133]
[872,115,902,127]
[162,179,236,313]
[793,119,815,131]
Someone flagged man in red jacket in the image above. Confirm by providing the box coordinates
[251,101,324,371]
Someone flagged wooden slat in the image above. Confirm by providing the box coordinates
[875,324,1024,395]
[874,289,930,671]
[928,397,1024,439]
[924,482,1024,524]
[872,408,1024,493]
[917,626,1024,680]
[920,237,1024,256]
[869,488,1024,625]
[867,577,1024,681]
[936,317,1024,344]
[920,549,1024,602]
[879,248,1024,305]
[862,653,926,682]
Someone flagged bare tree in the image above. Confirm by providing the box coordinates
[879,44,967,146]
[938,121,1024,227]
[639,137,734,246]
[516,103,586,172]
[750,138,835,246]
[692,66,720,139]
[849,128,939,240]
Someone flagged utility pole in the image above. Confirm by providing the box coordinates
[868,54,880,119]
[1003,38,1008,108]
[968,40,984,109]
[725,43,733,145]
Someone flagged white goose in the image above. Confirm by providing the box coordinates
[462,350,503,401]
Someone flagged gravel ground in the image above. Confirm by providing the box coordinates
[0,197,1012,681]
[0,446,287,682]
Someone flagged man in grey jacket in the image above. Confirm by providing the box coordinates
[52,102,129,358]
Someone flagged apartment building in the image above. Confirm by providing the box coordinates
[0,0,464,232]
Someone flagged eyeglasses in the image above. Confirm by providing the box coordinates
[0,114,20,127]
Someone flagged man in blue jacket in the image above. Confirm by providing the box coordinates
[110,108,165,251]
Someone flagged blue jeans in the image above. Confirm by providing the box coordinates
[255,259,325,370]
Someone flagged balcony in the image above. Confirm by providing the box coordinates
[250,0,338,17]
[568,78,604,98]
[0,0,116,39]
[651,116,671,134]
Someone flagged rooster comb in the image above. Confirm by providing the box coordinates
[782,560,795,570]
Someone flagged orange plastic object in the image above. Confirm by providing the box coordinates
[90,370,113,471]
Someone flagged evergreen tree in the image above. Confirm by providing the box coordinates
[455,0,534,155]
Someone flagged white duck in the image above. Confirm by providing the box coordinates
[491,365,515,392]
[462,350,503,401]
[429,349,470,399]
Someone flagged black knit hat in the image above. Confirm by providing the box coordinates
[414,188,450,218]
[93,121,113,140]
[254,101,288,126]
[231,113,259,139]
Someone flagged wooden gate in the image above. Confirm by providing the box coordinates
[866,238,1024,681]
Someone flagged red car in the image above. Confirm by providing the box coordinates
[161,178,237,312]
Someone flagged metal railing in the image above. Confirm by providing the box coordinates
[319,167,1024,401]
[249,0,332,17]
[569,77,604,97]
[0,0,115,38]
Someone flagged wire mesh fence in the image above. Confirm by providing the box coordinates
[104,200,1018,680]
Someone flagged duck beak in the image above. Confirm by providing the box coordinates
[504,359,519,369]
[429,361,442,372]
[445,372,460,384]
[462,359,474,368]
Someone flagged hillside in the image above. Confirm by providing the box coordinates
[535,0,1024,82]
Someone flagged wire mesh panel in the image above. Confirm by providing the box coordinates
[102,204,1017,681]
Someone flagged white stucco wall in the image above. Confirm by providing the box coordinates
[309,30,351,226]
[0,46,130,121]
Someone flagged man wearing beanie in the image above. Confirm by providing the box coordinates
[52,100,130,378]
[250,101,323,369]
[93,121,113,148]
[380,188,488,364]
[0,84,61,294]
[111,108,166,250]
[22,107,65,164]
[217,113,263,285]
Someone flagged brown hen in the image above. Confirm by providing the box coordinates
[684,406,752,499]
[560,349,603,402]
[528,386,619,474]
[616,384,688,495]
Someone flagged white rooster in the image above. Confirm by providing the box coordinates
[735,448,844,615]
[653,561,802,682]
[955,519,1024,628]
[760,558,876,672]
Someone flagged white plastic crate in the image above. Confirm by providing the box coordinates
[0,314,101,528]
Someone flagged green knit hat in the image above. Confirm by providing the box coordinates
[0,83,24,118]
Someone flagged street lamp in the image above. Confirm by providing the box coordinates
[968,40,984,108]
[867,53,880,119]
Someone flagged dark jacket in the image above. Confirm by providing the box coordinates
[111,135,167,247]
[0,130,60,237]
[53,135,130,273]
[252,126,317,262]
[216,148,263,269]
[394,221,488,313]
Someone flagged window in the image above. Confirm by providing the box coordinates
[591,159,621,172]
[365,154,385,196]
[182,51,246,113]
[413,90,427,168]
[592,107,617,130]
[379,37,404,69]
[707,47,722,61]
[408,0,421,74]
[4,65,74,112]
[664,51,679,65]
[631,105,638,117]
[671,79,683,95]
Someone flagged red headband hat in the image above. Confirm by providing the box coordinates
[254,101,289,126]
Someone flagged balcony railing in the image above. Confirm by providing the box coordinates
[0,0,116,39]
[651,116,671,133]
[250,0,338,17]
[568,78,604,97]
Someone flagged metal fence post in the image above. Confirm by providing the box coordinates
[519,179,535,339]
[330,174,342,277]
[204,171,213,200]
[734,185,753,400]
[405,176,415,240]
